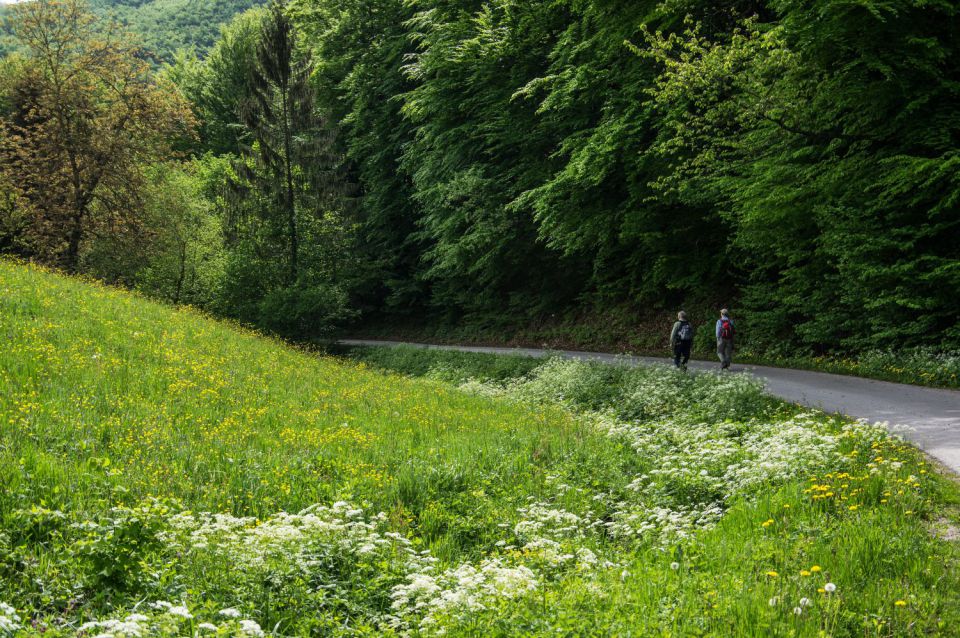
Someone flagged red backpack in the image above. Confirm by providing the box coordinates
[720,319,735,340]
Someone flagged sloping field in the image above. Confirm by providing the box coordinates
[1,260,959,637]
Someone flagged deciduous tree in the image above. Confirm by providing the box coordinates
[0,0,194,271]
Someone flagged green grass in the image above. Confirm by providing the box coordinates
[2,259,959,637]
[732,349,960,389]
[330,344,545,384]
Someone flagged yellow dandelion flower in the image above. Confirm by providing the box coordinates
[765,571,779,578]
[895,600,907,607]
[810,565,822,573]
[761,519,774,528]
[800,570,811,577]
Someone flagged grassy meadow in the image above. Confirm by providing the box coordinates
[1,260,959,637]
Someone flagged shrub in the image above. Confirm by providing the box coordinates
[506,357,770,424]
[257,283,355,340]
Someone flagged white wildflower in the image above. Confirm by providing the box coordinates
[239,619,265,637]
[0,617,22,634]
[166,606,193,619]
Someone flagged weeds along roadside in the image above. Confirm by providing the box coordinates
[348,321,960,389]
[334,345,960,635]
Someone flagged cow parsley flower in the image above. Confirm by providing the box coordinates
[167,606,193,619]
[239,619,265,637]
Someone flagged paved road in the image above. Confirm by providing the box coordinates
[340,339,960,475]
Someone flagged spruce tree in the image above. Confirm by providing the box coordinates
[235,0,339,285]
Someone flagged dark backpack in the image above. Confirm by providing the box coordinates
[720,318,735,340]
[677,321,693,342]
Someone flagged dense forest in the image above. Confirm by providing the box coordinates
[1,0,958,355]
[0,0,266,62]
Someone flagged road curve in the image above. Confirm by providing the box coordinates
[339,339,960,475]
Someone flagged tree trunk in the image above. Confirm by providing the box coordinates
[174,239,187,305]
[65,213,82,271]
[281,86,297,285]
[64,151,85,272]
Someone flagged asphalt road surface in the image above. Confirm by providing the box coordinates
[340,339,960,475]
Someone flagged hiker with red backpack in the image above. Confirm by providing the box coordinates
[670,311,694,370]
[716,309,735,370]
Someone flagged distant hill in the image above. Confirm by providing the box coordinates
[1,0,266,63]
[89,0,268,62]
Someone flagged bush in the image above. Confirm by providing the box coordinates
[257,282,355,340]
[343,348,774,424]
[338,345,544,383]
[508,358,771,424]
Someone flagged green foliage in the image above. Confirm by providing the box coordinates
[164,8,266,156]
[0,0,195,272]
[5,0,960,360]
[256,281,354,338]
[294,0,958,357]
[395,0,585,316]
[133,163,227,306]
[640,1,960,351]
[738,347,960,389]
[70,499,172,593]
[509,1,742,307]
[507,357,772,423]
[344,345,774,423]
[1,0,266,63]
[89,0,266,64]
[291,0,426,316]
[213,1,354,338]
[337,344,544,383]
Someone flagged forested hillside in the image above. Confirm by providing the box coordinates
[0,0,266,62]
[1,0,958,359]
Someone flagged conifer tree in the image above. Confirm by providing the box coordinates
[234,0,339,285]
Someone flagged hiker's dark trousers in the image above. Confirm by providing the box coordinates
[673,341,692,368]
[717,338,734,369]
